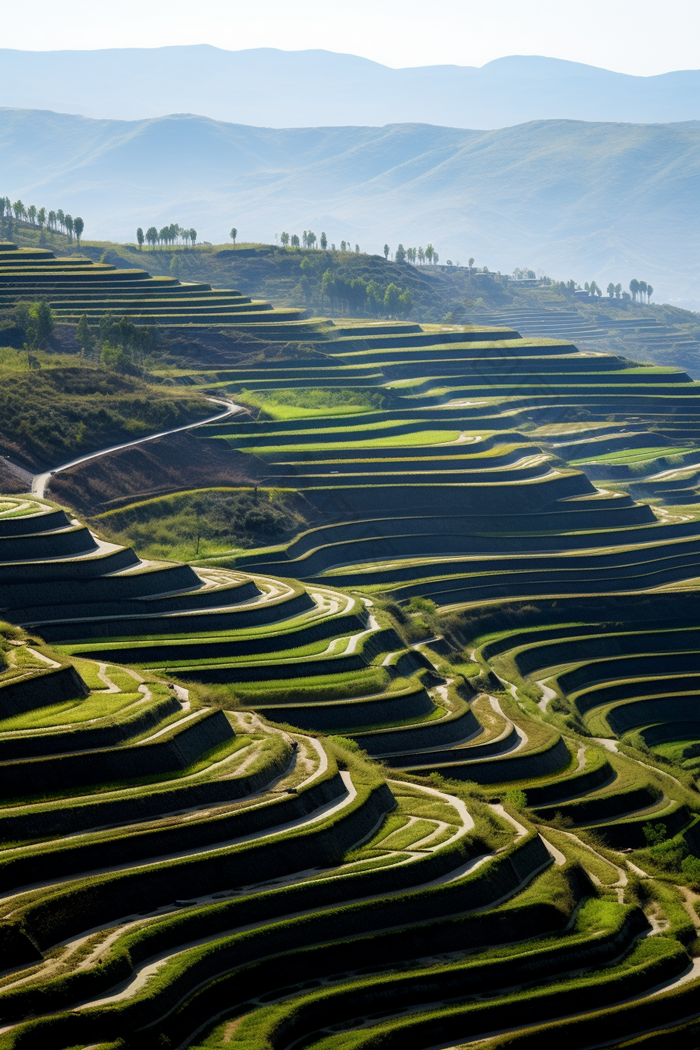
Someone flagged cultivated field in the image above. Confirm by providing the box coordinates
[1,241,700,1048]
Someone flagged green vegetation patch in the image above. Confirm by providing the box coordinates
[571,446,695,465]
[0,364,210,468]
[92,487,308,560]
[236,387,389,420]
[0,691,143,731]
[235,430,460,454]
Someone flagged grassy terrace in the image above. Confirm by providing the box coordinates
[3,284,700,1046]
[0,243,309,332]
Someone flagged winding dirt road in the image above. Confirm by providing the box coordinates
[32,396,242,499]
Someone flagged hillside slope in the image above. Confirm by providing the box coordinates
[2,110,698,303]
[3,314,700,1044]
[3,268,700,1044]
[60,238,700,377]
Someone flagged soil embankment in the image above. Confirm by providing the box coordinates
[0,457,32,493]
[47,431,261,516]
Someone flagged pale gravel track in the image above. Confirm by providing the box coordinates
[32,397,242,499]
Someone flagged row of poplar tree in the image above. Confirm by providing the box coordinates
[0,198,84,243]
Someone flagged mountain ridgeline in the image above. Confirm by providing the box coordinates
[1,107,698,305]
[1,46,699,127]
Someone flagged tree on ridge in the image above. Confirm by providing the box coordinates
[73,217,84,246]
[383,244,390,259]
[136,228,144,250]
[230,227,237,247]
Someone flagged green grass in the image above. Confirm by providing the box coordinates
[539,827,621,885]
[0,361,211,468]
[571,446,695,465]
[4,266,700,1050]
[235,387,389,419]
[345,789,461,860]
[0,734,256,807]
[0,692,144,731]
[229,430,461,454]
[92,487,308,561]
[70,658,108,690]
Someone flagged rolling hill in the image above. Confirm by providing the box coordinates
[2,109,699,305]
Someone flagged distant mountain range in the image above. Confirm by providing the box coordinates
[1,47,699,128]
[1,109,699,306]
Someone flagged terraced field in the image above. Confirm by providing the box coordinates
[175,321,700,610]
[1,494,700,1049]
[0,241,318,334]
[4,248,700,1046]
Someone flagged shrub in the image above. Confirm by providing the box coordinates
[505,789,528,809]
[13,300,54,349]
[682,855,700,884]
[405,617,433,642]
[643,822,667,846]
[329,736,361,753]
[376,599,407,625]
[102,341,142,375]
[0,368,209,467]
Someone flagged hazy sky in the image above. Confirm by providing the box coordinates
[2,0,698,76]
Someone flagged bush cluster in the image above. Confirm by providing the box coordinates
[76,311,158,375]
[320,270,412,318]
